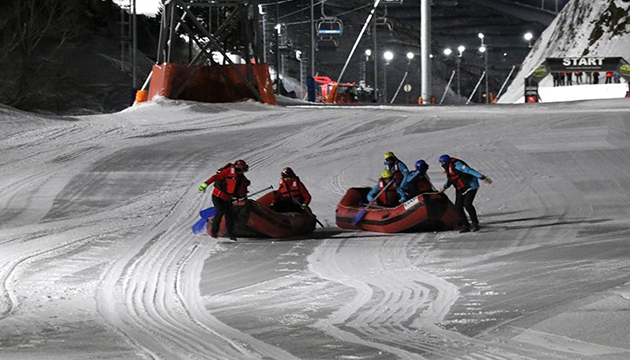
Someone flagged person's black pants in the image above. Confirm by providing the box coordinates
[455,189,478,228]
[211,195,235,236]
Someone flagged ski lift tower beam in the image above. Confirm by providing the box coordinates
[147,0,265,101]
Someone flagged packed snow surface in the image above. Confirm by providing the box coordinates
[1,98,630,359]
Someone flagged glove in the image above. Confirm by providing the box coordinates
[482,177,493,185]
[198,183,208,193]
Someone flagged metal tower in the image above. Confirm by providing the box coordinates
[149,0,265,101]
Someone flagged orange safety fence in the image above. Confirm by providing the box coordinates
[148,63,277,105]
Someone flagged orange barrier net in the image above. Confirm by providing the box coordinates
[148,63,277,105]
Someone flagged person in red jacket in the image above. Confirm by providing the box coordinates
[198,159,250,240]
[272,167,312,213]
[605,71,613,84]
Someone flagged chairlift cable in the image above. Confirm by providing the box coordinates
[260,0,299,5]
[279,2,371,24]
[279,1,324,20]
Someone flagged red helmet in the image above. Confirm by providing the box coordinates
[234,159,249,172]
[281,167,295,178]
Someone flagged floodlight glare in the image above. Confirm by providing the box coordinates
[458,45,466,54]
[406,52,414,60]
[479,46,486,53]
[478,33,484,39]
[443,48,452,56]
[524,32,533,41]
[384,51,394,61]
[365,49,372,56]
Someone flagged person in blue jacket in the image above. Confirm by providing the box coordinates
[437,154,492,233]
[400,159,434,201]
[384,151,409,201]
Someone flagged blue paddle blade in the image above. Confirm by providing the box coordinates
[199,207,216,219]
[192,218,208,234]
[352,209,367,225]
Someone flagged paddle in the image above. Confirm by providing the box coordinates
[302,204,325,229]
[352,179,395,225]
[192,185,273,234]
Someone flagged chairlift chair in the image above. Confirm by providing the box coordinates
[316,17,343,50]
[316,37,339,51]
[317,17,343,36]
[315,0,343,50]
[371,6,393,33]
[276,23,292,52]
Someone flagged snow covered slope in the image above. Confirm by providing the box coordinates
[500,0,630,103]
[1,98,630,359]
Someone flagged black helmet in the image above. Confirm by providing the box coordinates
[281,167,295,178]
[234,159,249,172]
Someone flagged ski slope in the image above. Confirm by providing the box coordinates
[1,98,630,359]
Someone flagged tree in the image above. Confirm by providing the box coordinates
[0,0,85,109]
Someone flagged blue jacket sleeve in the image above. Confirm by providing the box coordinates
[403,170,419,187]
[366,184,379,202]
[454,161,486,179]
[398,161,410,179]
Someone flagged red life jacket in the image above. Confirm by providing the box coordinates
[378,178,399,206]
[213,163,247,200]
[445,158,473,192]
[414,174,433,193]
[278,177,311,205]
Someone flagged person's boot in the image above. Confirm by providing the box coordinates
[210,232,218,239]
[471,223,480,232]
[459,226,471,233]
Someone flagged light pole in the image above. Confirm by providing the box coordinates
[457,45,465,104]
[524,32,533,48]
[364,49,372,84]
[275,0,280,95]
[479,44,488,103]
[407,51,414,97]
[443,47,452,87]
[478,33,488,103]
[383,50,394,103]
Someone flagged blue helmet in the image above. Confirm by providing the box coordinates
[415,160,428,174]
[438,154,451,164]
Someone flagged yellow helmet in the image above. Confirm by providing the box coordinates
[381,169,392,179]
[384,151,395,160]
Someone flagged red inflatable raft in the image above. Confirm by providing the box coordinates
[208,191,316,238]
[335,187,458,233]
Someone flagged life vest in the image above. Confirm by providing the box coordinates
[278,177,306,204]
[385,161,405,184]
[393,170,404,185]
[445,158,473,192]
[414,174,433,193]
[377,178,399,206]
[214,163,246,198]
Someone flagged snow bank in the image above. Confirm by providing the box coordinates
[500,0,630,104]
